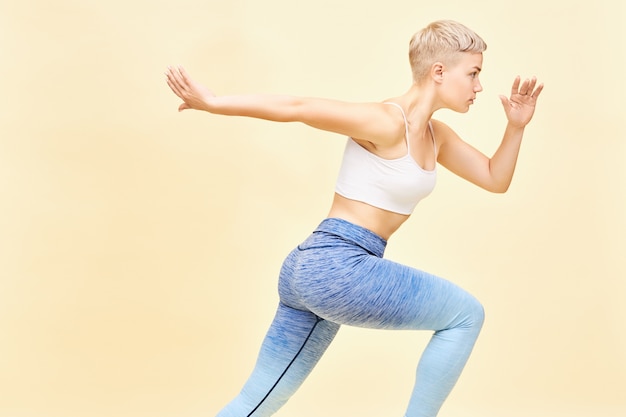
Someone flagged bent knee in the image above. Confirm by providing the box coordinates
[473,300,485,329]
[454,295,485,332]
[467,297,485,330]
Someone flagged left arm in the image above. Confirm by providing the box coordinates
[436,76,544,193]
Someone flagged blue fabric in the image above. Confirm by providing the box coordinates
[217,218,484,417]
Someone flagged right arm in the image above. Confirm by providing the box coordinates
[435,76,543,193]
[165,66,404,145]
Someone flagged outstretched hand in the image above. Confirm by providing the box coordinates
[165,66,215,112]
[499,76,544,128]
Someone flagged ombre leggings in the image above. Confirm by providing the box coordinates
[217,218,485,417]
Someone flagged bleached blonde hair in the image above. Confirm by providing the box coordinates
[409,20,487,82]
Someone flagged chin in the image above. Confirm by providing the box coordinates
[445,101,472,113]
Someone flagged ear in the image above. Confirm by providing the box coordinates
[431,62,445,83]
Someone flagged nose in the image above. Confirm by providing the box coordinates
[474,80,483,93]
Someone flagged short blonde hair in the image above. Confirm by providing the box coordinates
[409,20,487,82]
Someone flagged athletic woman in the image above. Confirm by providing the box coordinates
[165,20,543,417]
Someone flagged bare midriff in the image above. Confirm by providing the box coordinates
[326,193,410,241]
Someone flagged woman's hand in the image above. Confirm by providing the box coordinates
[499,76,544,128]
[165,66,215,112]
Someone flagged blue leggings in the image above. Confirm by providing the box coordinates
[217,218,485,417]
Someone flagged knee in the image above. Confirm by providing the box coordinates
[465,296,485,331]
[448,293,485,333]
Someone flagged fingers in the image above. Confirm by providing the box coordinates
[511,76,521,96]
[531,82,544,99]
[165,66,184,98]
[517,77,532,96]
[512,75,544,99]
[165,66,190,97]
[520,78,532,95]
[177,66,191,84]
[170,66,187,87]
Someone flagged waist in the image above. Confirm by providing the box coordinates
[327,193,409,240]
[313,218,387,258]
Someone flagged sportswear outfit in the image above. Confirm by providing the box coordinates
[217,103,485,417]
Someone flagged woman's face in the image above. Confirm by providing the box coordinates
[439,52,484,113]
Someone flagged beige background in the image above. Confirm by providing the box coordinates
[1,0,624,416]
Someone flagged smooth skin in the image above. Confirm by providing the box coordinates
[165,52,543,240]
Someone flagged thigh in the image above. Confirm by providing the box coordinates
[297,252,480,331]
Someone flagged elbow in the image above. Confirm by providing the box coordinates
[490,183,510,194]
[484,180,510,193]
[485,170,513,193]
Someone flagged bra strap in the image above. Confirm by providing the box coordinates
[383,102,410,150]
[428,121,437,159]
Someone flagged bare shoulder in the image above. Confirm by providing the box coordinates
[430,118,464,149]
[352,102,408,149]
[430,119,458,141]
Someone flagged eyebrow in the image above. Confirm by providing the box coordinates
[472,66,482,72]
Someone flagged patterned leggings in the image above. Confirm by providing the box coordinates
[217,218,485,417]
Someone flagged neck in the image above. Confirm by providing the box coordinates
[396,83,439,125]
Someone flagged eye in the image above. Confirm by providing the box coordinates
[470,72,478,79]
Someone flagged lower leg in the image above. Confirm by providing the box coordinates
[404,286,485,417]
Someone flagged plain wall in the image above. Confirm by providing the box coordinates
[1,0,624,416]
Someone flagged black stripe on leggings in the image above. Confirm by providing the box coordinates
[246,316,323,417]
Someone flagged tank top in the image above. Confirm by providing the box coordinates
[334,102,437,215]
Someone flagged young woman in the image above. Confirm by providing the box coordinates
[166,20,543,417]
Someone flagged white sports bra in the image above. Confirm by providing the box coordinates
[334,102,437,215]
